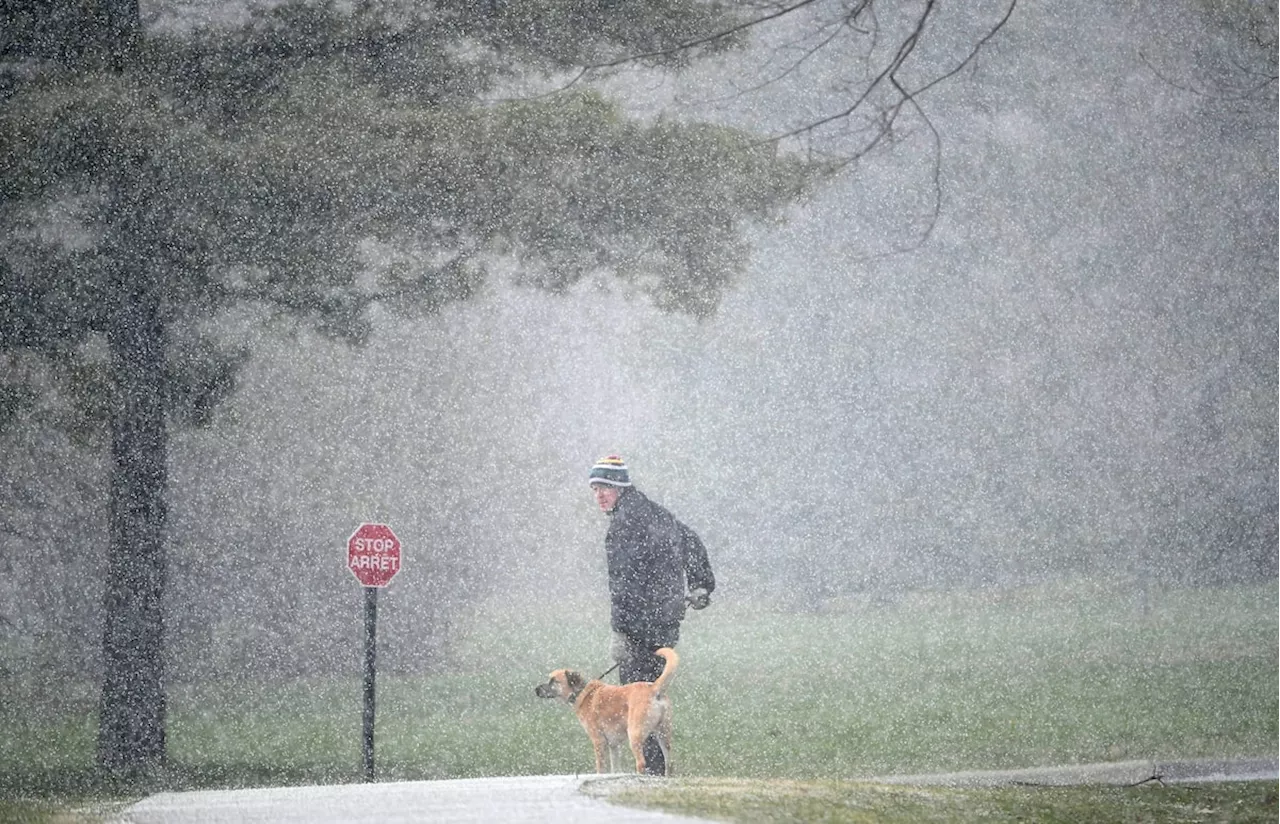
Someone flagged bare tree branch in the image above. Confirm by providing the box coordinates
[773,0,935,143]
[585,0,828,70]
[1138,48,1278,101]
[911,0,1019,99]
[715,4,860,101]
[506,0,1019,257]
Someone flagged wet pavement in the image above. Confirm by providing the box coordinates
[122,774,708,824]
[120,759,1279,823]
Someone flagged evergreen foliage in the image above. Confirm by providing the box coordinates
[1,0,817,769]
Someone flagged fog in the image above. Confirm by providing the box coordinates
[1,0,1275,687]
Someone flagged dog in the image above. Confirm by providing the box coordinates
[535,647,678,775]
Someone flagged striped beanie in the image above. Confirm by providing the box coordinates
[588,455,632,487]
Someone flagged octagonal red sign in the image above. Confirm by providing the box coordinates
[347,523,401,587]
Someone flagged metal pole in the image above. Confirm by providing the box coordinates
[362,586,377,781]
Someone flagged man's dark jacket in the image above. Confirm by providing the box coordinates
[605,487,715,646]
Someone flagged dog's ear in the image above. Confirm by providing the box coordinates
[566,670,586,692]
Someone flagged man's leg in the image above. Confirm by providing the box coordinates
[618,642,669,776]
[640,730,666,776]
[619,643,664,684]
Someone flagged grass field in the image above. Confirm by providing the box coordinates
[1,579,1275,821]
[608,777,1280,823]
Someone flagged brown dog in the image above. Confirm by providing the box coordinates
[535,647,678,775]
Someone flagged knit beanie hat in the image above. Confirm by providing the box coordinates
[588,455,632,487]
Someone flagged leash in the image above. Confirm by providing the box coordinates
[589,594,705,685]
[591,595,705,684]
[568,661,619,703]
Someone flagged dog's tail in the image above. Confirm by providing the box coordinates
[652,647,679,697]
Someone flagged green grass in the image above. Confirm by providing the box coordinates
[609,777,1280,823]
[0,579,1275,821]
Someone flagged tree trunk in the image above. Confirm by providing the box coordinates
[95,0,161,757]
[0,0,140,67]
[97,282,168,770]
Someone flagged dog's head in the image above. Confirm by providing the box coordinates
[534,669,587,702]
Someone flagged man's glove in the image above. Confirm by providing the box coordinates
[687,588,711,610]
[610,631,632,664]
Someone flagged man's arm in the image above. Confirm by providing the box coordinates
[680,521,715,607]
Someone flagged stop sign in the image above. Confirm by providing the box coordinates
[347,523,402,587]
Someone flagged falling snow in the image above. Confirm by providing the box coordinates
[0,0,1275,808]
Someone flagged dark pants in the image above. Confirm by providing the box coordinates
[619,641,672,776]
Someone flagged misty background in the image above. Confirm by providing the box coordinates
[1,0,1275,685]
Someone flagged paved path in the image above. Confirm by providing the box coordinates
[121,760,1278,823]
[122,774,707,824]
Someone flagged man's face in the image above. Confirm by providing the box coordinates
[592,484,621,513]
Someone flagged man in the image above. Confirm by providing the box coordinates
[588,454,715,776]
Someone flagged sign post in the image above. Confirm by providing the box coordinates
[347,523,401,782]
